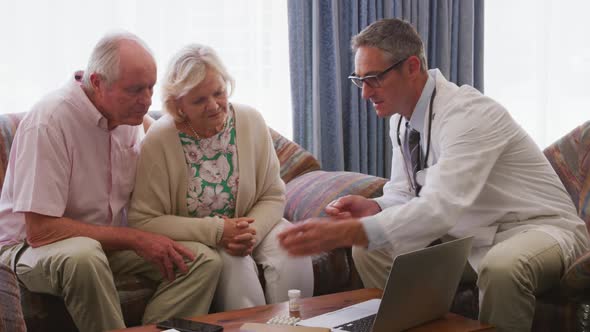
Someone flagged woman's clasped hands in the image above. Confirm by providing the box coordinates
[219,217,257,256]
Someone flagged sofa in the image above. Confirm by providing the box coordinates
[0,110,589,332]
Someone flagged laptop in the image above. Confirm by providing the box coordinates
[297,236,473,332]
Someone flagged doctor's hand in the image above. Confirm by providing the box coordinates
[220,217,257,256]
[277,217,368,256]
[325,195,381,218]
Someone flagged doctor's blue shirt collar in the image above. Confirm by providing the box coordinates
[407,70,435,133]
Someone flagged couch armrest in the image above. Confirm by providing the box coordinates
[284,170,387,222]
[0,263,25,332]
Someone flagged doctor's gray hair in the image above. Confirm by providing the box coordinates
[162,44,235,123]
[352,18,428,73]
[82,31,154,89]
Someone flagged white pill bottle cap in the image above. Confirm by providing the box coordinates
[288,289,301,298]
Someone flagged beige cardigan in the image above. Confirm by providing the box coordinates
[128,103,285,247]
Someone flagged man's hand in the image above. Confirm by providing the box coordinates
[24,212,197,282]
[325,195,381,218]
[219,217,257,256]
[133,232,196,282]
[277,217,368,256]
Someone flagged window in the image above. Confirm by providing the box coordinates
[0,0,292,138]
[485,0,590,148]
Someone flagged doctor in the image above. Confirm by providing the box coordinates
[278,18,589,332]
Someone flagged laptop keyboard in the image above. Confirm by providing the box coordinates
[333,314,376,332]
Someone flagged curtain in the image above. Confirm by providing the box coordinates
[288,0,484,177]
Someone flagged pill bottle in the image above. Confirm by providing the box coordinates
[288,289,301,317]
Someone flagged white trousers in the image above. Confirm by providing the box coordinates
[213,219,314,311]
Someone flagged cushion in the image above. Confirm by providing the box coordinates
[269,128,321,183]
[284,170,387,222]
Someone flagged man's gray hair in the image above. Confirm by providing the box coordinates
[351,18,428,72]
[162,44,235,123]
[82,31,153,89]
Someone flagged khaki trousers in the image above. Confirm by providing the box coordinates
[352,230,564,332]
[0,236,222,332]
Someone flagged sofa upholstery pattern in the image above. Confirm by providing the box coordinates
[539,121,590,332]
[544,121,590,225]
[545,121,590,292]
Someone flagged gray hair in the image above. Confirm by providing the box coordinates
[162,44,235,122]
[82,31,153,89]
[351,18,428,73]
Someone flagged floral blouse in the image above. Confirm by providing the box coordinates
[180,108,238,218]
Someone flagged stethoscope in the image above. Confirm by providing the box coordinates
[396,88,436,193]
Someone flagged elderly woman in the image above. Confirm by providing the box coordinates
[128,44,313,311]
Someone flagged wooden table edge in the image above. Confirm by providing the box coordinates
[110,288,494,332]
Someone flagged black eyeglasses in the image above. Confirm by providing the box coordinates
[348,56,409,89]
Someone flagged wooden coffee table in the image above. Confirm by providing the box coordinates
[111,288,494,332]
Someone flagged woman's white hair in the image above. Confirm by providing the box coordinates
[82,31,153,89]
[162,44,235,123]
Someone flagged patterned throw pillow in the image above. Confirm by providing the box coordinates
[269,128,321,183]
[284,170,387,222]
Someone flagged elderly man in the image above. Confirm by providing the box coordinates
[278,18,589,332]
[0,32,221,332]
